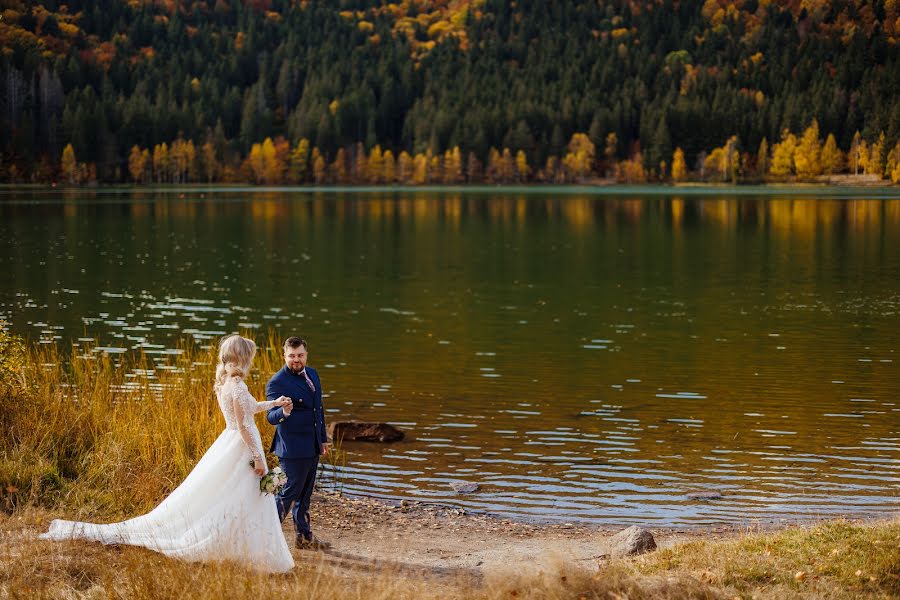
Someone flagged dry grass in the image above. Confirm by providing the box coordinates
[1,327,897,599]
[0,329,294,517]
[4,512,896,599]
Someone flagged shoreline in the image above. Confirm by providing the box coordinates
[1,182,900,198]
[306,490,885,576]
[6,494,897,598]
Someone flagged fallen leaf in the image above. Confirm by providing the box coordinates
[795,571,807,581]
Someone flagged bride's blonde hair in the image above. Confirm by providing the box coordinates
[214,335,257,393]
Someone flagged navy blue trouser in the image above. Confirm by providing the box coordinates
[275,456,319,538]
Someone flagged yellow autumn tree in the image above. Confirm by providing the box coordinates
[886,143,900,184]
[443,146,463,183]
[543,156,560,183]
[616,152,647,183]
[793,120,822,179]
[849,131,862,175]
[249,138,282,183]
[312,148,327,183]
[128,145,146,182]
[515,150,530,182]
[562,133,595,180]
[769,130,797,177]
[429,152,442,183]
[141,149,151,182]
[201,142,219,183]
[412,152,428,184]
[671,147,687,182]
[398,151,414,183]
[170,138,196,183]
[368,145,384,183]
[152,143,169,183]
[487,148,502,182]
[383,149,396,183]
[61,143,78,184]
[820,134,843,175]
[288,138,310,183]
[499,148,514,182]
[704,148,727,180]
[332,148,348,182]
[856,139,870,176]
[866,132,886,177]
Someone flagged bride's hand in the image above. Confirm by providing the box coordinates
[252,460,266,477]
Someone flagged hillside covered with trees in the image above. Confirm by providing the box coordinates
[2,0,900,184]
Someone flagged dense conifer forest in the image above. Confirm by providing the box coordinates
[2,0,900,184]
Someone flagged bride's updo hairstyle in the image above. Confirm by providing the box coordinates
[214,334,257,393]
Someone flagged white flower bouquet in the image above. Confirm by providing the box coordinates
[258,465,287,496]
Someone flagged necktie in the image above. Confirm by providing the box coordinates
[301,370,315,393]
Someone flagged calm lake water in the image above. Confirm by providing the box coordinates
[1,187,899,526]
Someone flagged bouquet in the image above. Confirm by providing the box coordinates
[250,462,288,496]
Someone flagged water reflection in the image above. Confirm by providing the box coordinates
[1,189,898,525]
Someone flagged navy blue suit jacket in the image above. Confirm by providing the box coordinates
[266,365,327,459]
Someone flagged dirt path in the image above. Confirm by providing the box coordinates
[298,492,742,577]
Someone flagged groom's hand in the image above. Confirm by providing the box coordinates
[277,396,293,416]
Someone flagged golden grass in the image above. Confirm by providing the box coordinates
[0,328,295,516]
[3,511,897,599]
[1,327,897,599]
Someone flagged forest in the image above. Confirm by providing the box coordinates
[2,0,900,184]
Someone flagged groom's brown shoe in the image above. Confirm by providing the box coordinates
[295,534,331,551]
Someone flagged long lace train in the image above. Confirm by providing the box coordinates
[40,378,294,573]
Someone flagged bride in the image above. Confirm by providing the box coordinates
[41,335,296,573]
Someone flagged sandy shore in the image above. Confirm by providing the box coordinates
[304,491,743,577]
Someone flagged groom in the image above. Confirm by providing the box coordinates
[266,336,331,550]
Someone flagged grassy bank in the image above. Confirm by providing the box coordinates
[1,327,897,598]
[2,509,897,599]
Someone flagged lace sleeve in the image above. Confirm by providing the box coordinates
[231,382,266,468]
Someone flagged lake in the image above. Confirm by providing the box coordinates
[1,186,898,526]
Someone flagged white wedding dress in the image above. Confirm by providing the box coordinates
[41,377,294,573]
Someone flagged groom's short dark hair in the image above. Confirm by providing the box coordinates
[284,336,308,351]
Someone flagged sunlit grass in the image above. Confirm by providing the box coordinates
[0,327,289,517]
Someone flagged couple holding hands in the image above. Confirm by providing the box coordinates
[42,335,332,573]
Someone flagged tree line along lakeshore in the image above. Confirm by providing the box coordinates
[2,0,900,185]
